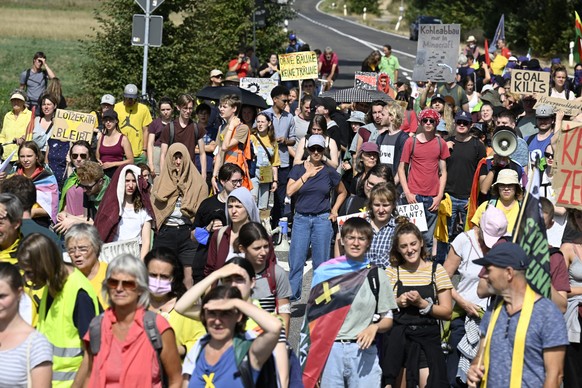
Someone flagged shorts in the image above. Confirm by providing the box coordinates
[153,224,196,267]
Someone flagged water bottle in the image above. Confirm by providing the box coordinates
[278,217,288,236]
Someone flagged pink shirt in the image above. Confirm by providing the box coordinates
[84,307,171,388]
[400,136,450,197]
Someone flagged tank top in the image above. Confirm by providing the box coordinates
[99,134,125,163]
[393,261,438,326]
[569,247,582,288]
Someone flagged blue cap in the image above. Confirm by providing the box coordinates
[474,242,530,270]
[454,110,472,123]
[289,33,296,40]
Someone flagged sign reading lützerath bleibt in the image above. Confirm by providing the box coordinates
[412,24,461,83]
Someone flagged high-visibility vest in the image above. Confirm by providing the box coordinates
[223,124,253,190]
[37,269,100,388]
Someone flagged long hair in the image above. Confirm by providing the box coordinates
[46,78,63,107]
[125,169,144,213]
[389,218,429,267]
[256,112,276,143]
[144,247,186,299]
[18,233,67,296]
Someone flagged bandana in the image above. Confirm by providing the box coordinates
[419,108,441,126]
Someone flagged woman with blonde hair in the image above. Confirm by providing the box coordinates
[250,112,280,210]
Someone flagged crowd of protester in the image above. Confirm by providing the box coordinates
[0,29,581,388]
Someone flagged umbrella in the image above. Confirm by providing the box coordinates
[196,86,268,109]
[320,87,393,103]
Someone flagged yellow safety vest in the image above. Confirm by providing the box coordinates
[37,269,100,388]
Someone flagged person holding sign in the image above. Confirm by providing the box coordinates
[383,219,452,387]
[96,110,134,179]
[466,243,567,388]
[398,109,450,254]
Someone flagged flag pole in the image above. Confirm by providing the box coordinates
[512,158,537,243]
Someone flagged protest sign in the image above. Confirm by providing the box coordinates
[552,120,582,209]
[52,109,96,143]
[397,203,428,232]
[412,24,460,83]
[240,77,279,106]
[337,212,367,231]
[278,51,318,81]
[533,96,582,117]
[510,70,550,95]
[354,72,378,90]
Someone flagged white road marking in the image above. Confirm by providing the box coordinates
[277,258,313,275]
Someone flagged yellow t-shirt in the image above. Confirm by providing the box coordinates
[164,309,206,355]
[89,261,109,310]
[471,199,520,234]
[114,101,152,157]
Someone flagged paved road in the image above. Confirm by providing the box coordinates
[289,0,419,88]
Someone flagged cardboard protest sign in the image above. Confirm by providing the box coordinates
[412,24,460,83]
[510,70,550,95]
[552,120,582,209]
[240,77,279,106]
[354,72,378,90]
[397,203,428,232]
[533,96,582,117]
[337,212,367,230]
[278,51,318,81]
[52,109,96,143]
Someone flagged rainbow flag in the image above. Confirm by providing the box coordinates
[35,172,59,224]
[298,257,371,388]
[576,11,582,63]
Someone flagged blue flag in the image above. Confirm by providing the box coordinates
[489,14,505,53]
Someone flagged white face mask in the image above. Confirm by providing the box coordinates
[469,43,476,49]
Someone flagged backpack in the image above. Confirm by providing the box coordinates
[169,121,199,146]
[88,311,167,388]
[406,135,443,177]
[23,68,48,91]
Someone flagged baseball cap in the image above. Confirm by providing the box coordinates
[347,110,366,124]
[360,142,379,154]
[431,93,445,103]
[307,134,325,148]
[535,104,554,118]
[123,84,139,99]
[474,242,529,270]
[289,33,297,41]
[479,206,509,248]
[10,90,26,101]
[100,94,115,106]
[102,109,118,121]
[210,69,223,78]
[455,111,472,123]
[492,169,520,186]
[322,97,337,112]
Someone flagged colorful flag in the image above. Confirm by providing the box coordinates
[575,11,582,63]
[513,158,551,298]
[299,258,370,388]
[488,14,505,53]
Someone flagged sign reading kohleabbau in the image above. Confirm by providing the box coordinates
[278,51,318,81]
[397,203,428,232]
[52,109,96,144]
[552,120,582,209]
[412,24,460,83]
[510,69,550,95]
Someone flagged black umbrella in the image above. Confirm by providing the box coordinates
[196,86,268,109]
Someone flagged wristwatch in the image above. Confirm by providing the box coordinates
[419,300,434,315]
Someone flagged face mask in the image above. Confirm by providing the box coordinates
[149,276,172,296]
[469,44,476,49]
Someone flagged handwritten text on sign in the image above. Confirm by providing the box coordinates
[510,70,550,95]
[52,109,96,144]
[397,203,428,232]
[534,96,582,117]
[278,52,318,81]
[412,24,460,83]
[553,121,582,209]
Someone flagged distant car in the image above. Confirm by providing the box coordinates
[409,16,443,41]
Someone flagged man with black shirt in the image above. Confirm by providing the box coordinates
[376,103,408,187]
[445,111,486,238]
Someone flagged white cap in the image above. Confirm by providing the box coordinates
[100,94,115,105]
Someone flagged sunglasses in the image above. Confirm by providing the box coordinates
[72,153,88,160]
[455,120,470,126]
[79,179,101,191]
[279,99,290,104]
[308,146,325,153]
[212,75,223,78]
[544,152,554,159]
[422,118,436,124]
[106,278,138,291]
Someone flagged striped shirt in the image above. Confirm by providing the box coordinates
[386,262,453,294]
[0,331,52,387]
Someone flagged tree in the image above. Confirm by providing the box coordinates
[81,0,293,108]
[347,0,381,16]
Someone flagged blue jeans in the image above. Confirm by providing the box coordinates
[288,212,333,300]
[320,342,382,387]
[448,195,468,241]
[403,195,438,254]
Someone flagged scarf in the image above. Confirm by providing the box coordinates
[151,143,208,229]
[482,285,536,388]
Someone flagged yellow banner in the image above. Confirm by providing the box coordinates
[278,51,318,81]
[52,109,96,144]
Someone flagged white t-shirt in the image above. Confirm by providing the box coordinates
[113,207,152,244]
[550,88,576,101]
[450,229,489,309]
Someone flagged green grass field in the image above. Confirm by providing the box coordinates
[0,0,99,120]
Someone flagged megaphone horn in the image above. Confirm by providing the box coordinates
[492,129,517,157]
